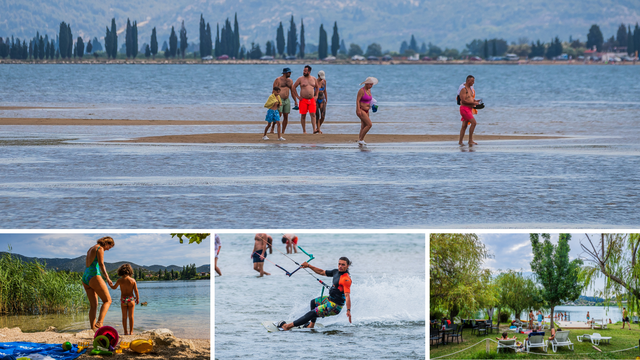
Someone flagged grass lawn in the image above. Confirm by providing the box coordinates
[430,322,640,359]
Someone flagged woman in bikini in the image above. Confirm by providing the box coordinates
[82,236,115,331]
[316,70,327,134]
[356,77,378,146]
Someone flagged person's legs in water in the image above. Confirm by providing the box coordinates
[89,275,112,331]
[127,300,135,335]
[358,111,372,143]
[121,299,129,335]
[459,121,469,145]
[82,282,98,330]
[215,256,221,276]
[281,296,341,330]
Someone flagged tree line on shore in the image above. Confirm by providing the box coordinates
[0,16,638,61]
[111,263,209,282]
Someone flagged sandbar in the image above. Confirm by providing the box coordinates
[0,118,357,126]
[0,327,210,359]
[120,133,559,144]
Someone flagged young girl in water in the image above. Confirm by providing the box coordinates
[110,264,140,335]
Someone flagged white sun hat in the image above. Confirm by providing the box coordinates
[360,77,378,85]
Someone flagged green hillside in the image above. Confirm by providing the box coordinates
[1,0,638,50]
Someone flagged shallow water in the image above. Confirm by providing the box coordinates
[0,280,210,339]
[214,233,425,359]
[1,64,639,228]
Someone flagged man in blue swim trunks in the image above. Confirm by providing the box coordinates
[252,233,271,277]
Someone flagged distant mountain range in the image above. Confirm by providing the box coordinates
[0,252,210,274]
[1,0,639,50]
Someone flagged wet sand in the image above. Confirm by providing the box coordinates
[0,327,210,359]
[121,132,559,144]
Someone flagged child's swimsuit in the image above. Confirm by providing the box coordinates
[121,296,135,304]
[82,245,101,285]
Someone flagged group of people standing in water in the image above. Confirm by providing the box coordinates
[265,66,376,146]
[265,66,481,146]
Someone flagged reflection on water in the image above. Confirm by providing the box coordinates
[0,281,210,339]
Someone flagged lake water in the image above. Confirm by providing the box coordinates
[214,233,425,359]
[1,64,640,228]
[0,280,210,339]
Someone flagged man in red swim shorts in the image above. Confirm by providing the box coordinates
[458,75,481,146]
[292,65,319,134]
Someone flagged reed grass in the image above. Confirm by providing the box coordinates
[0,251,86,315]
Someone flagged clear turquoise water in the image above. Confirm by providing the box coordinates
[1,64,639,228]
[214,233,425,359]
[0,280,210,339]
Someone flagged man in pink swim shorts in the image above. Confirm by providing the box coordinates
[458,75,481,146]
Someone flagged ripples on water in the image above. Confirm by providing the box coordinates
[1,65,639,228]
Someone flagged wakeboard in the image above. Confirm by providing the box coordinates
[262,320,325,332]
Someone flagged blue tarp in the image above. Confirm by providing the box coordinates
[0,342,86,360]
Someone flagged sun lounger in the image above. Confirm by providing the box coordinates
[548,330,574,352]
[577,332,612,346]
[497,339,518,353]
[591,318,607,329]
[526,335,547,353]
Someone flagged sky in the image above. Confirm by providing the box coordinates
[478,233,605,297]
[0,233,210,266]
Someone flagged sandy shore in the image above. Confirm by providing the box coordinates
[120,132,559,144]
[0,327,210,359]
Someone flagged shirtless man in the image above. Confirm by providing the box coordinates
[273,68,298,134]
[458,75,481,146]
[252,233,271,277]
[282,233,298,254]
[292,65,319,134]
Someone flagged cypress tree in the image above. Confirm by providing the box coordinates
[199,14,206,57]
[67,24,73,59]
[224,19,233,57]
[299,19,305,59]
[145,44,151,58]
[34,33,40,60]
[205,23,212,57]
[38,36,45,60]
[214,23,220,57]
[287,16,297,56]
[492,39,497,56]
[55,48,59,59]
[483,39,488,59]
[22,40,28,59]
[50,39,55,58]
[44,39,50,59]
[133,21,138,58]
[58,24,67,59]
[233,13,240,58]
[169,26,177,57]
[126,18,132,58]
[616,23,627,47]
[331,22,339,56]
[180,20,188,59]
[318,24,328,59]
[150,27,158,59]
[110,18,117,58]
[105,27,111,58]
[28,39,33,59]
[409,34,418,52]
[239,45,246,59]
[276,22,285,58]
[86,39,92,54]
[634,23,640,57]
[77,36,84,58]
[627,25,634,56]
